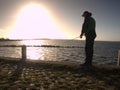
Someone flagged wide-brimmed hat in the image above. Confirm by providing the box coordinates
[82,11,91,17]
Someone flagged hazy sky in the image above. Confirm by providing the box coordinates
[0,0,120,41]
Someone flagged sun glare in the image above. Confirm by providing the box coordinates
[9,3,62,39]
[27,47,44,60]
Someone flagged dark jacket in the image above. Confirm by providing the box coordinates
[81,16,96,39]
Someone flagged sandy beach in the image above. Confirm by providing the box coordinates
[0,58,120,90]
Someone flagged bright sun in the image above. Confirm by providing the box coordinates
[9,3,62,39]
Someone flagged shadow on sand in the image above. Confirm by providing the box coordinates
[0,58,120,89]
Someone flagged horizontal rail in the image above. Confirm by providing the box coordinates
[0,45,81,63]
[0,45,41,47]
[0,45,82,48]
[0,45,120,66]
[0,45,22,47]
[0,45,27,61]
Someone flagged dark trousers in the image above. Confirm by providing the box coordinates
[84,37,95,65]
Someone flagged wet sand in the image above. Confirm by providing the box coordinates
[0,58,120,90]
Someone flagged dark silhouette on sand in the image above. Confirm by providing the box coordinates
[80,11,96,67]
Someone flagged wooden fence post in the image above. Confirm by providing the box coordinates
[118,50,120,66]
[22,45,27,62]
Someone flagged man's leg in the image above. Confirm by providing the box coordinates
[84,38,94,66]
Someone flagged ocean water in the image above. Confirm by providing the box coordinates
[0,40,120,65]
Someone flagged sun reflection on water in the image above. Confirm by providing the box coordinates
[21,40,46,60]
[27,47,45,60]
[21,40,45,46]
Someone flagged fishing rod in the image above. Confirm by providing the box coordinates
[72,36,80,40]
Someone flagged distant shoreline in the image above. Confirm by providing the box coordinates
[0,39,120,42]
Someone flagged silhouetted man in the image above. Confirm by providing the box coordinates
[80,11,96,67]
